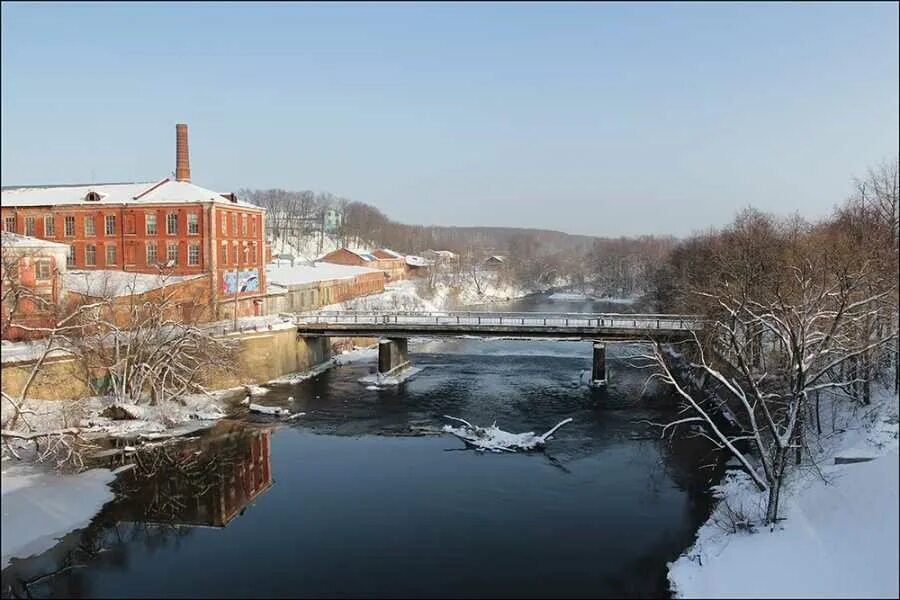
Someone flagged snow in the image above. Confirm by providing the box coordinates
[548,291,638,304]
[268,235,370,264]
[266,261,382,287]
[320,280,442,312]
[441,416,574,453]
[245,402,290,417]
[358,366,423,386]
[64,270,206,298]
[1,339,73,365]
[1,179,259,209]
[669,388,900,599]
[1,392,232,448]
[0,231,70,250]
[1,463,115,568]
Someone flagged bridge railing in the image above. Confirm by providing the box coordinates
[293,310,704,331]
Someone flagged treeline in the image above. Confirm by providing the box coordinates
[242,187,674,295]
[647,158,898,523]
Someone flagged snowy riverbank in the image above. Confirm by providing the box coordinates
[668,388,899,598]
[1,462,116,569]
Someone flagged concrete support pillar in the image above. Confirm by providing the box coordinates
[378,338,410,375]
[592,342,607,386]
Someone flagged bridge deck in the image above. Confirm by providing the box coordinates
[294,311,703,341]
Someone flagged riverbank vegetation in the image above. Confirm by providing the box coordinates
[648,158,898,525]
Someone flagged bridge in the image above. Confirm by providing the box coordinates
[294,310,703,385]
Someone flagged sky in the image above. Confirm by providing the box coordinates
[2,2,898,237]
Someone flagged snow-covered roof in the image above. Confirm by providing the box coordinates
[1,231,70,251]
[64,270,207,298]
[340,248,378,262]
[1,179,260,209]
[485,255,506,263]
[374,248,405,259]
[405,255,429,267]
[266,262,382,287]
[428,250,457,258]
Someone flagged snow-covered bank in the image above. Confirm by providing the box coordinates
[0,389,246,462]
[547,292,638,304]
[669,390,900,598]
[1,463,115,568]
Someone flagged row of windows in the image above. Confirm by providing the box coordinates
[3,212,203,237]
[219,241,258,266]
[67,243,204,267]
[220,212,258,237]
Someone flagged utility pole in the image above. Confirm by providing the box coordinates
[232,266,240,331]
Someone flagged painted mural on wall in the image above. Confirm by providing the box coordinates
[224,269,259,294]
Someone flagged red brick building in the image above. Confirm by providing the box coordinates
[0,232,70,340]
[1,124,267,319]
[320,247,407,281]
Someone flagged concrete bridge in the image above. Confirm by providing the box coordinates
[295,310,703,385]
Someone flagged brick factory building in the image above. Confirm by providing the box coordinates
[1,124,267,320]
[320,247,407,281]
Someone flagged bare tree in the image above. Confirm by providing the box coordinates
[647,221,896,524]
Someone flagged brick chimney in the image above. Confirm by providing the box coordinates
[175,123,191,182]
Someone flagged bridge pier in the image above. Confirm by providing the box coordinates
[591,342,607,386]
[378,338,410,375]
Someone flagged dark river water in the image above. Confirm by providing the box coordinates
[1,295,722,599]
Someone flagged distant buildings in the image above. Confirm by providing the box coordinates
[484,255,507,268]
[1,124,268,321]
[423,249,458,265]
[319,247,408,281]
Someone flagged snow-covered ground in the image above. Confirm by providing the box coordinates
[1,463,116,569]
[266,261,382,287]
[669,388,900,599]
[319,280,442,312]
[269,234,368,263]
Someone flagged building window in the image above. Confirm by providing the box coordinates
[67,245,75,267]
[187,213,199,235]
[105,214,116,235]
[167,213,178,235]
[221,213,227,235]
[221,242,228,265]
[64,216,75,237]
[146,242,158,265]
[167,243,178,265]
[251,215,257,236]
[241,214,248,236]
[35,260,52,281]
[85,216,96,236]
[106,244,116,265]
[24,216,36,237]
[232,242,238,264]
[188,244,200,265]
[44,215,55,237]
[231,213,237,236]
[243,244,249,264]
[146,213,157,235]
[85,244,96,266]
[3,215,15,232]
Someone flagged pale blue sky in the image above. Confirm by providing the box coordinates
[2,2,897,236]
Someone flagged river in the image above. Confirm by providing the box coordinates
[1,294,723,599]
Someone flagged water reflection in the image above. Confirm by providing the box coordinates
[1,296,724,599]
[1,422,273,598]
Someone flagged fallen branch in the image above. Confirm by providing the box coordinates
[441,415,574,453]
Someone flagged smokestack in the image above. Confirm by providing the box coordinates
[175,123,191,182]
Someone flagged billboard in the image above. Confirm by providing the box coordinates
[223,269,259,295]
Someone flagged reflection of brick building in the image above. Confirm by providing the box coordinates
[109,424,273,529]
[1,124,267,320]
